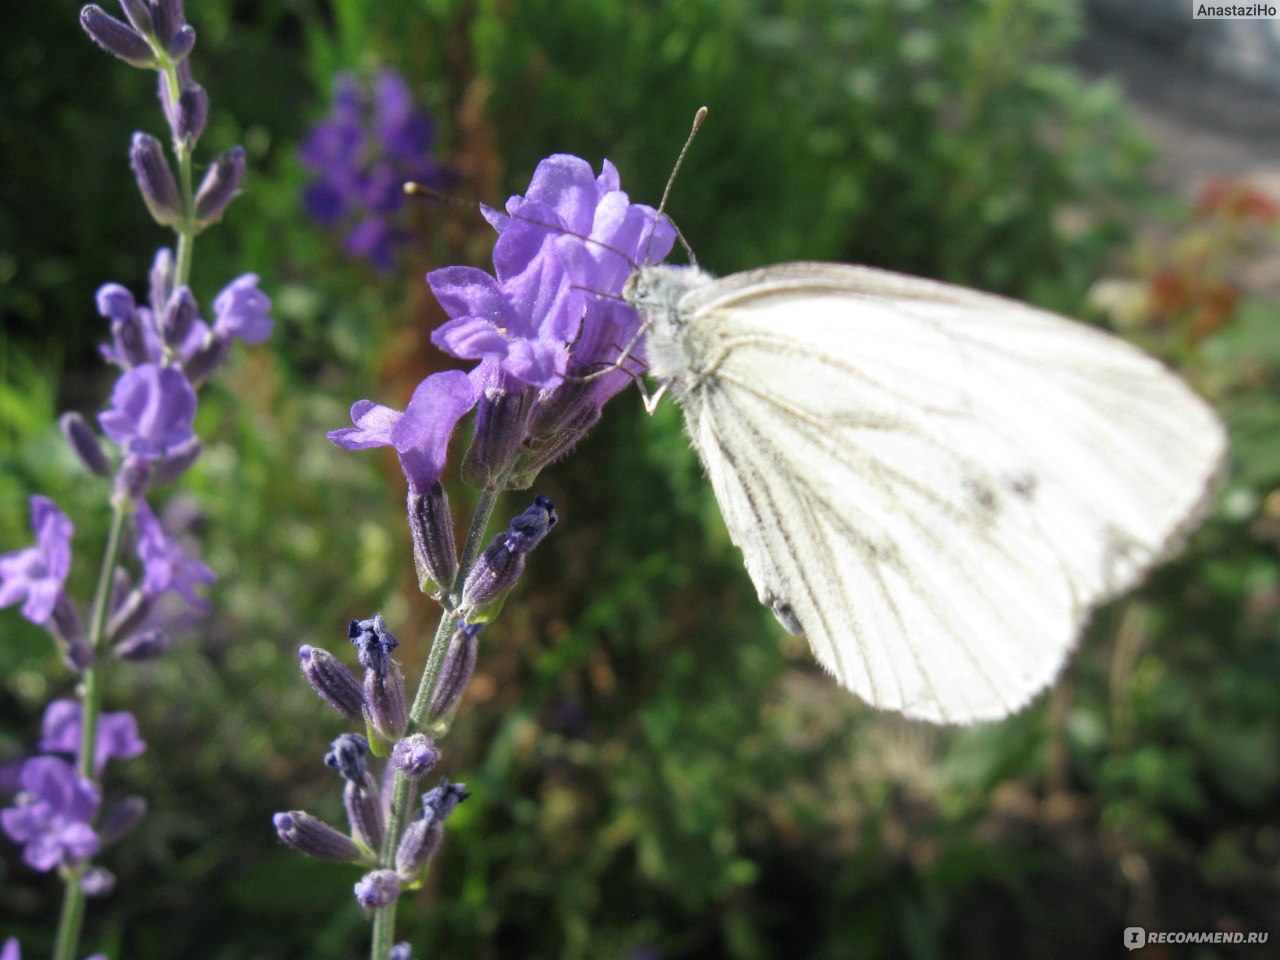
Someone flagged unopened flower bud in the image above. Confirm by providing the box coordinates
[324,733,369,784]
[407,484,456,595]
[106,587,151,643]
[425,622,481,724]
[364,658,408,741]
[460,496,557,619]
[162,286,198,349]
[460,379,536,490]
[174,83,208,146]
[391,733,440,779]
[114,629,168,661]
[390,944,413,960]
[116,454,154,500]
[81,5,158,68]
[149,248,175,315]
[298,645,365,723]
[130,132,182,227]
[60,412,111,477]
[274,811,362,863]
[349,614,399,676]
[354,869,401,910]
[166,24,195,61]
[150,0,185,46]
[193,146,245,227]
[118,0,155,38]
[421,776,470,826]
[100,795,148,844]
[49,594,86,650]
[80,866,116,897]
[344,773,384,854]
[97,284,151,368]
[394,816,442,880]
[183,335,231,387]
[150,435,203,486]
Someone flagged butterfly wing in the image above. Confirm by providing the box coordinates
[671,262,1225,723]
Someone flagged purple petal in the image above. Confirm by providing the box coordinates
[431,317,512,361]
[98,364,197,459]
[518,154,601,235]
[390,370,478,493]
[328,400,401,450]
[212,274,273,345]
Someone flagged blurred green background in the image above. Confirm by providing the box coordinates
[3,0,1279,958]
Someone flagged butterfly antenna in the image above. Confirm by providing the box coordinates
[643,106,708,266]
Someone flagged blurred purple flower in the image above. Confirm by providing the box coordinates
[212,273,273,345]
[39,700,146,775]
[134,498,215,609]
[97,251,212,371]
[0,496,74,625]
[299,68,450,272]
[98,363,197,459]
[328,369,478,495]
[0,757,100,872]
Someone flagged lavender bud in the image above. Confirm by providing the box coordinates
[150,435,203,486]
[49,594,86,650]
[421,776,470,826]
[118,0,154,37]
[510,384,601,489]
[394,817,442,880]
[174,83,208,146]
[162,285,198,348]
[99,795,147,844]
[80,866,117,897]
[391,733,441,779]
[364,658,408,741]
[60,412,111,477]
[324,733,369,784]
[80,5,158,68]
[64,639,95,672]
[461,381,536,490]
[114,629,169,661]
[98,284,151,368]
[149,248,175,312]
[166,24,195,61]
[390,945,413,960]
[425,622,481,724]
[298,645,365,723]
[344,773,384,854]
[354,869,401,910]
[183,335,231,387]
[349,614,399,676]
[193,146,245,227]
[274,811,363,863]
[130,132,182,228]
[407,484,457,595]
[460,496,557,618]
[117,453,154,500]
[106,587,151,643]
[150,0,185,46]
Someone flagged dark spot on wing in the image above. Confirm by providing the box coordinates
[765,593,805,636]
[1008,473,1038,501]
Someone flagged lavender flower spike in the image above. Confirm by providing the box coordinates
[1,757,101,872]
[0,496,74,625]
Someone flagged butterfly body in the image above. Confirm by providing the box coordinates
[625,261,1226,724]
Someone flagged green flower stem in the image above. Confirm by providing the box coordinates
[369,487,502,960]
[53,496,131,960]
[159,58,198,287]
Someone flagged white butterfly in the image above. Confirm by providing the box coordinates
[625,260,1226,724]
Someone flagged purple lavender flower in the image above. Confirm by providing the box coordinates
[328,369,478,495]
[97,257,212,372]
[348,613,399,676]
[299,69,450,272]
[133,498,215,610]
[211,273,273,345]
[98,363,197,459]
[0,497,74,625]
[38,700,146,775]
[425,155,676,488]
[1,757,101,871]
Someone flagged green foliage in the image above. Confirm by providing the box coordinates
[4,0,1278,958]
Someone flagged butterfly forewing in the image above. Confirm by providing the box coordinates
[655,262,1225,723]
